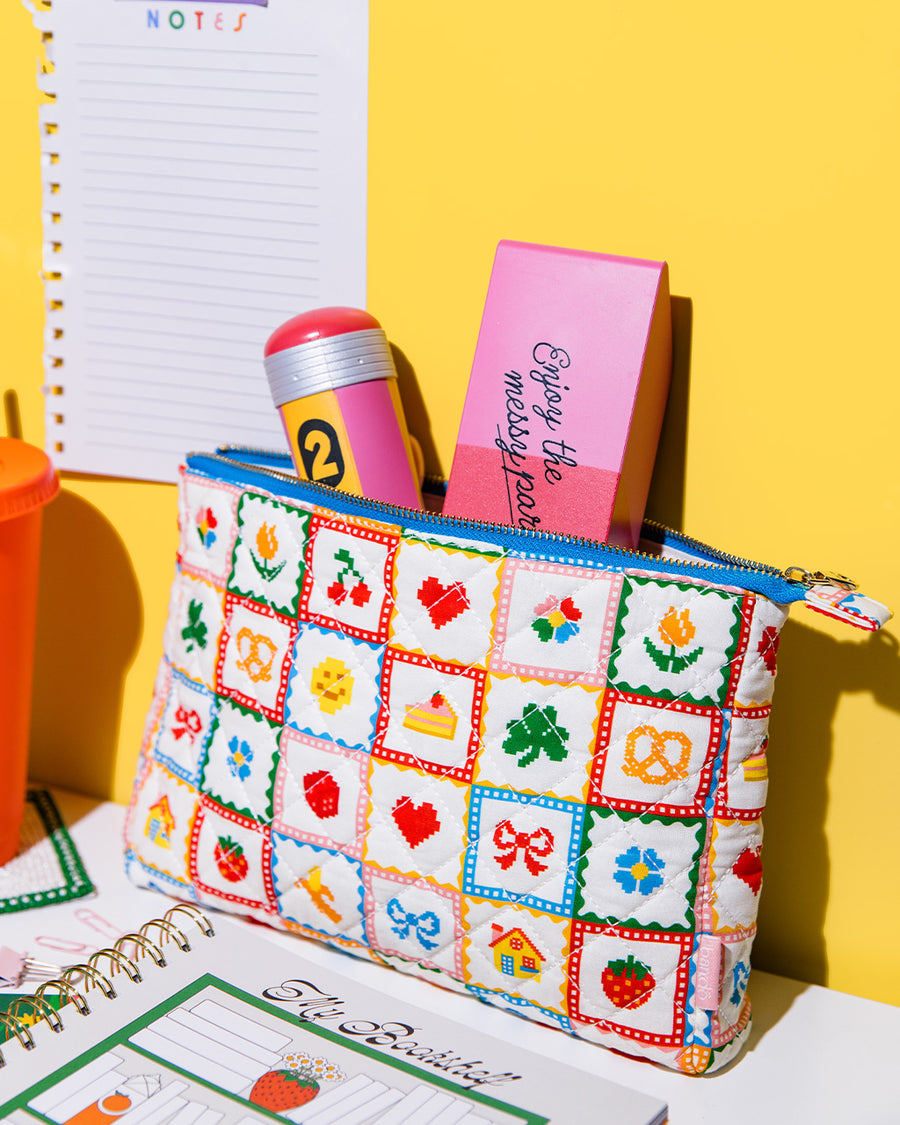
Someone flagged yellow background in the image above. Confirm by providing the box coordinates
[2,3,898,1005]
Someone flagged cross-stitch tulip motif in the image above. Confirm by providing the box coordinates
[251,523,287,580]
[644,606,703,673]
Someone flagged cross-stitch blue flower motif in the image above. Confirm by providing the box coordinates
[613,846,665,894]
[227,736,253,781]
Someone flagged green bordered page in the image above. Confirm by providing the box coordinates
[0,916,667,1124]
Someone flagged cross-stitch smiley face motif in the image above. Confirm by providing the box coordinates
[311,656,354,714]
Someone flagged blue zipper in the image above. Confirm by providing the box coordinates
[186,446,811,605]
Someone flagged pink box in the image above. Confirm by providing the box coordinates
[443,241,672,547]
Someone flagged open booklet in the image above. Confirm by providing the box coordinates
[0,907,667,1125]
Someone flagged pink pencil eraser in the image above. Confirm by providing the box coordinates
[443,241,672,547]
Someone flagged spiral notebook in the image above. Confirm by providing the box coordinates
[28,0,368,483]
[0,906,668,1125]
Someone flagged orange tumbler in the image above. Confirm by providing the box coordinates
[0,439,58,865]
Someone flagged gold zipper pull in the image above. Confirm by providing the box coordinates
[783,567,891,631]
[782,566,858,591]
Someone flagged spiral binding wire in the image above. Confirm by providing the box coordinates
[34,0,67,455]
[0,905,214,1068]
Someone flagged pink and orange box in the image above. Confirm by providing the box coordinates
[443,241,672,548]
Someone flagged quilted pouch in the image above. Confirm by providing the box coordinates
[124,446,890,1074]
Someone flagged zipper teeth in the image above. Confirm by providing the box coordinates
[203,446,785,583]
[642,519,781,577]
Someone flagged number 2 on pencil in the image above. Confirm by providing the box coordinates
[298,418,345,486]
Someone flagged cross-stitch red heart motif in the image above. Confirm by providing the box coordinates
[392,797,441,848]
[733,847,763,895]
[417,576,470,628]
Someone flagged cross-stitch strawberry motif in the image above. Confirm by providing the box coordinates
[503,703,570,767]
[602,955,656,1009]
[214,835,249,883]
[303,770,340,819]
[417,575,470,628]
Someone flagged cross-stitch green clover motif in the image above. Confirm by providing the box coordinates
[503,703,570,767]
[181,598,208,652]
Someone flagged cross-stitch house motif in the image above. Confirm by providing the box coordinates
[145,796,174,847]
[489,924,544,981]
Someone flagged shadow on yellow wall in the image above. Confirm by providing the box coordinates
[28,483,142,798]
[756,621,900,985]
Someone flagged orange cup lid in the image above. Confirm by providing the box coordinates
[0,438,60,521]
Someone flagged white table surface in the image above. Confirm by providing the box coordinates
[4,791,899,1124]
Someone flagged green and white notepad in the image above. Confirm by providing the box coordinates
[0,910,667,1125]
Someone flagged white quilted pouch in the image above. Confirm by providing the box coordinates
[124,447,890,1074]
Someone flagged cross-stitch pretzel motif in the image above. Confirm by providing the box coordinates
[622,724,693,785]
[235,627,277,683]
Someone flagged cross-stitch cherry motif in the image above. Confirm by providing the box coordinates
[326,548,372,607]
[303,770,340,819]
[327,579,371,606]
[417,575,470,628]
[391,797,441,848]
[733,846,763,895]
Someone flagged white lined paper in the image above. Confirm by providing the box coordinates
[32,0,368,481]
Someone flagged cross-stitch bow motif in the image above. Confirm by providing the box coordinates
[172,706,202,741]
[492,820,554,876]
[386,897,441,950]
